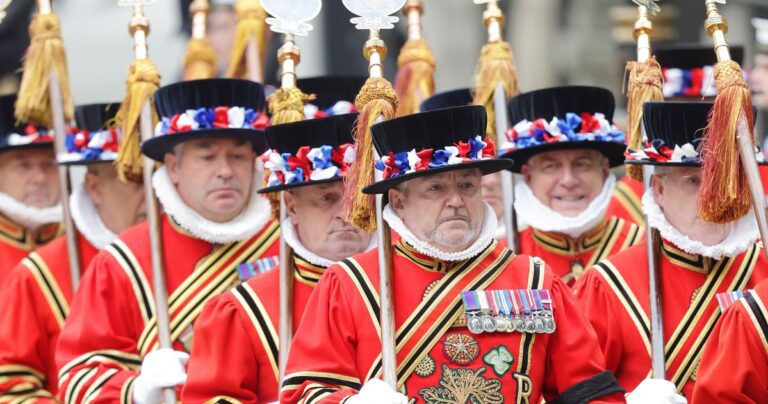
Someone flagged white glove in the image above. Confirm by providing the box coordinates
[346,379,408,404]
[132,348,189,404]
[626,379,687,404]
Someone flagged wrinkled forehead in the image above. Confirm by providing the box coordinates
[406,168,483,185]
[527,148,603,165]
[656,165,701,179]
[290,180,344,199]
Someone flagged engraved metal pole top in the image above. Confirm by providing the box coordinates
[474,0,504,43]
[342,0,406,390]
[703,0,768,263]
[261,0,321,383]
[632,0,659,63]
[119,0,154,60]
[190,0,210,40]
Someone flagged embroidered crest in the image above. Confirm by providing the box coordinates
[415,354,436,378]
[442,332,479,365]
[419,365,503,404]
[483,346,515,377]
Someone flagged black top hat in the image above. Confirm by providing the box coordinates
[142,78,268,161]
[655,43,744,99]
[362,105,512,194]
[420,88,472,111]
[626,101,760,166]
[258,113,358,193]
[500,86,626,173]
[59,102,121,165]
[0,94,53,153]
[297,76,365,117]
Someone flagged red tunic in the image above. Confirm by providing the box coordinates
[54,214,280,404]
[518,216,642,286]
[691,278,768,403]
[0,212,62,289]
[0,234,97,402]
[182,255,325,403]
[573,239,768,398]
[605,176,645,227]
[281,240,625,404]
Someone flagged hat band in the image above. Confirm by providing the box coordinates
[626,138,765,164]
[500,112,625,154]
[155,106,269,136]
[304,100,357,119]
[262,143,355,187]
[6,124,53,147]
[61,127,121,162]
[375,136,496,180]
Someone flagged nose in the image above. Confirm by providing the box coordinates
[558,166,578,188]
[216,158,235,179]
[445,186,466,209]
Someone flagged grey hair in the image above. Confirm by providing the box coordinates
[172,143,184,160]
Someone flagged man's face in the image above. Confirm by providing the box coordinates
[521,149,609,217]
[85,164,146,235]
[388,168,485,253]
[751,54,768,110]
[165,138,256,223]
[652,166,729,245]
[285,181,371,262]
[481,172,503,221]
[0,148,60,208]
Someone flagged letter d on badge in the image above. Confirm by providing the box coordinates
[513,373,532,404]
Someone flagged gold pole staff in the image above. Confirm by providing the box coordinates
[261,0,321,382]
[115,1,174,402]
[341,0,404,389]
[14,0,81,289]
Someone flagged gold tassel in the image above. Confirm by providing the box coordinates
[226,0,268,79]
[183,38,217,80]
[14,13,73,126]
[394,38,435,117]
[698,60,755,223]
[263,86,315,219]
[472,41,519,138]
[342,77,398,232]
[625,56,664,181]
[115,59,161,183]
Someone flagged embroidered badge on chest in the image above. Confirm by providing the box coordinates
[442,332,479,365]
[483,346,515,377]
[414,354,436,378]
[419,365,503,404]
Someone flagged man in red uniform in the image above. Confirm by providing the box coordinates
[0,94,62,288]
[280,105,679,403]
[55,79,280,404]
[500,86,641,285]
[183,111,373,403]
[574,101,768,399]
[0,102,146,401]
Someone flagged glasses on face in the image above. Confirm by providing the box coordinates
[657,173,702,193]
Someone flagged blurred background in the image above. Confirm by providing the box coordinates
[1,0,767,134]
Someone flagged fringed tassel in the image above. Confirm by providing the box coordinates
[342,77,398,232]
[625,56,664,181]
[115,59,161,183]
[472,41,519,137]
[698,60,755,223]
[226,0,268,79]
[394,38,435,117]
[263,86,314,219]
[14,13,73,126]
[183,38,217,80]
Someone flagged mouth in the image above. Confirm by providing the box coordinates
[553,195,586,203]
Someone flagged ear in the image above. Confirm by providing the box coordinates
[84,171,103,208]
[601,156,610,179]
[651,173,665,206]
[388,188,405,217]
[164,152,180,185]
[521,164,532,184]
[283,190,299,225]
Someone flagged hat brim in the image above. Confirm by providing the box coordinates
[625,159,768,167]
[141,128,267,162]
[58,157,115,167]
[500,141,626,173]
[0,142,54,153]
[258,176,342,194]
[362,158,514,195]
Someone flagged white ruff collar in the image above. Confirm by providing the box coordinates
[281,218,378,268]
[152,166,271,245]
[643,191,759,259]
[383,202,497,262]
[0,191,62,231]
[514,173,616,239]
[69,184,117,250]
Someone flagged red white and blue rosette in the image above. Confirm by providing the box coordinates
[259,143,356,192]
[154,106,269,136]
[375,136,496,180]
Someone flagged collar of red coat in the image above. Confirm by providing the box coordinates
[531,217,609,256]
[393,237,496,274]
[0,211,62,251]
[293,254,327,286]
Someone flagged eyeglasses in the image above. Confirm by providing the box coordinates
[656,173,701,193]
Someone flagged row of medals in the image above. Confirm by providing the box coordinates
[467,311,556,334]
